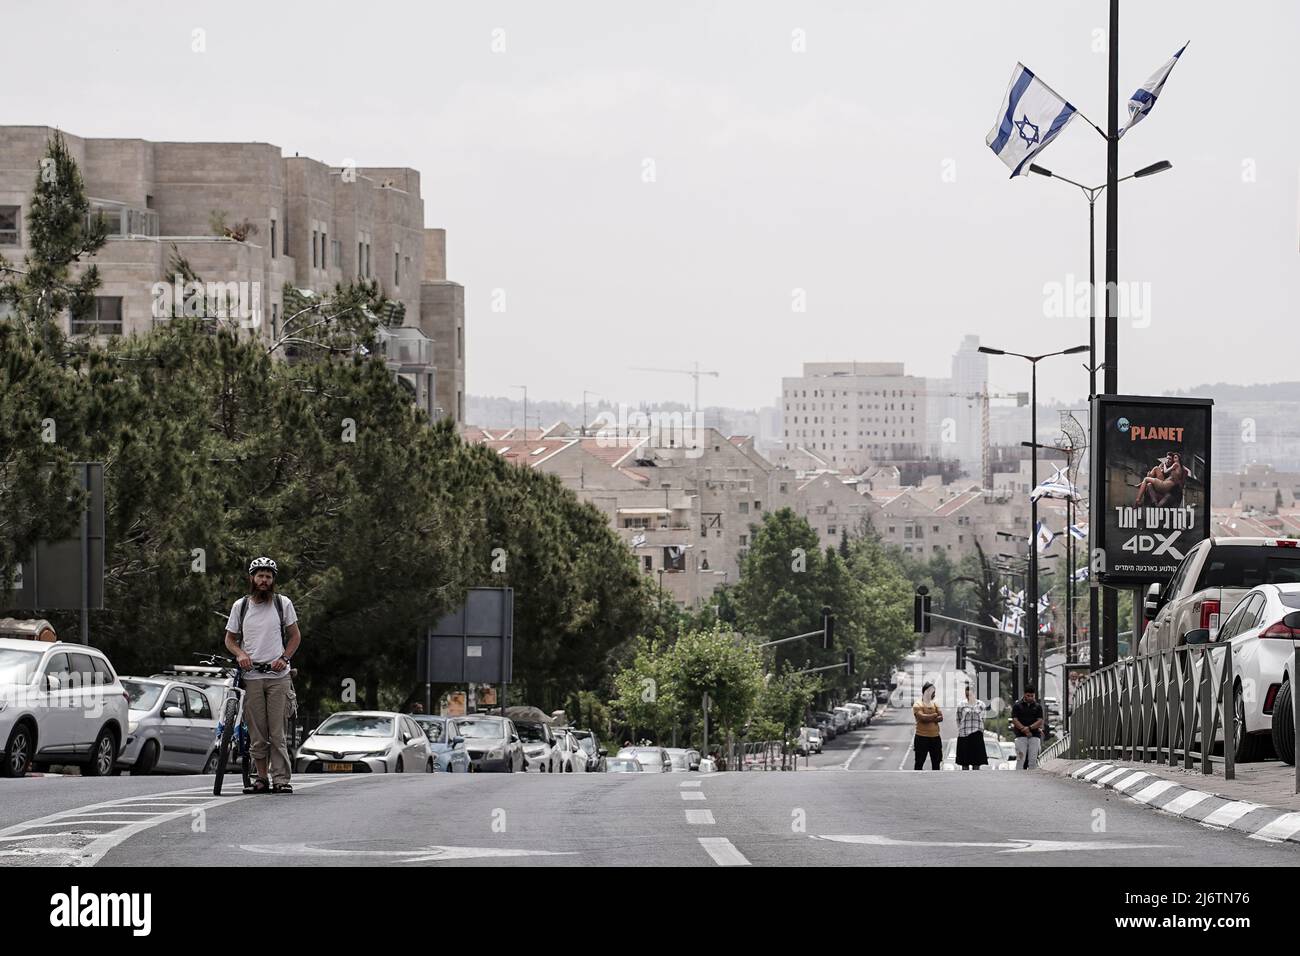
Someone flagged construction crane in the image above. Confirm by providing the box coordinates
[629,362,720,418]
[923,387,1028,490]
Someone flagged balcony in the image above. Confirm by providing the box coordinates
[87,198,158,238]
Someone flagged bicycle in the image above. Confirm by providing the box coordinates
[198,653,281,796]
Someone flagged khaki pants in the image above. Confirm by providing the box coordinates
[244,677,292,785]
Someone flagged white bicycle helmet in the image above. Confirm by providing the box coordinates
[247,556,279,576]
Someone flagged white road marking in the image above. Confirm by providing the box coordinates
[681,791,707,801]
[812,834,1172,853]
[1201,801,1262,828]
[1130,780,1178,804]
[684,809,715,825]
[241,842,573,862]
[0,775,363,867]
[1098,767,1131,785]
[842,733,870,771]
[1083,765,1113,781]
[679,781,702,788]
[698,837,750,866]
[1249,812,1300,842]
[1161,790,1212,815]
[1075,762,1100,777]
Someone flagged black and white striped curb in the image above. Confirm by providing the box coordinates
[1070,762,1300,844]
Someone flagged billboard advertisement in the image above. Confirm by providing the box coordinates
[1090,395,1212,584]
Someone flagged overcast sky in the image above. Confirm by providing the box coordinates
[9,1,1298,409]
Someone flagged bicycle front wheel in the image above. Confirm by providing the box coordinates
[213,698,238,796]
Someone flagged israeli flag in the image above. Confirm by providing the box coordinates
[986,63,1079,177]
[1030,465,1079,503]
[1035,520,1056,553]
[1121,42,1189,137]
[1069,523,1088,540]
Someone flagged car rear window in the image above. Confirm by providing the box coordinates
[1196,548,1300,589]
[1280,592,1300,609]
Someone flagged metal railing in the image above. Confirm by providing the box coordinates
[1064,642,1237,780]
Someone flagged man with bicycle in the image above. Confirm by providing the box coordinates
[223,557,301,794]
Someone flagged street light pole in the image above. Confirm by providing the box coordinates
[981,344,1088,687]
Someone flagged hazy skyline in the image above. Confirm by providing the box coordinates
[9,1,1298,409]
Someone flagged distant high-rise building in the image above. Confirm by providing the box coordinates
[781,362,928,472]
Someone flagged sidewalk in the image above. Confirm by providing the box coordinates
[1046,756,1300,844]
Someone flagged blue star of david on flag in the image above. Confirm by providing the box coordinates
[1014,115,1040,146]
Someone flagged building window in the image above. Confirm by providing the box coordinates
[642,556,653,572]
[624,517,650,529]
[331,239,341,267]
[0,205,20,245]
[739,535,748,547]
[753,500,761,511]
[457,326,464,360]
[663,547,686,572]
[283,220,289,255]
[828,525,837,536]
[311,230,318,268]
[269,219,277,259]
[394,251,400,286]
[321,231,328,268]
[72,297,123,336]
[738,501,749,514]
[357,242,364,279]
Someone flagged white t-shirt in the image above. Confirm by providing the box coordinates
[225,594,298,680]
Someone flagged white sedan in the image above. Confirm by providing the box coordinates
[295,711,434,774]
[1204,582,1300,762]
[553,730,589,772]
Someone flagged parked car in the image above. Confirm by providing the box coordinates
[516,719,561,773]
[0,638,129,778]
[1141,537,1300,654]
[455,715,525,772]
[831,707,852,734]
[553,730,589,772]
[664,748,692,772]
[1190,582,1300,763]
[605,756,644,773]
[844,702,870,727]
[698,755,717,773]
[296,711,434,774]
[617,746,672,772]
[814,712,838,740]
[685,748,702,770]
[117,678,221,774]
[571,728,607,772]
[796,727,823,756]
[412,714,472,772]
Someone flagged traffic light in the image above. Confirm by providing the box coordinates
[913,587,932,634]
[844,647,855,675]
[822,606,834,649]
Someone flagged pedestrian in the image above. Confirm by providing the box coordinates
[912,681,943,770]
[955,684,988,770]
[1012,685,1045,770]
[223,557,301,795]
[408,702,424,715]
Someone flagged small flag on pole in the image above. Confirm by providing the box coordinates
[1120,42,1189,137]
[1069,523,1088,540]
[986,63,1079,177]
[1035,520,1056,553]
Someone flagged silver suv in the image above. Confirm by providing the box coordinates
[1140,537,1300,654]
[0,639,130,777]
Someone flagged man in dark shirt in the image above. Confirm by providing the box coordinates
[1011,687,1045,770]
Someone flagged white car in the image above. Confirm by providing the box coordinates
[1201,582,1300,762]
[295,711,434,774]
[553,730,589,772]
[0,638,130,778]
[516,720,561,773]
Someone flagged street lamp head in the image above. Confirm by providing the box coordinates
[1028,164,1053,178]
[1063,345,1090,355]
[978,346,1006,356]
[1133,160,1173,178]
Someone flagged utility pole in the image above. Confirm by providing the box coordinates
[1101,0,1121,665]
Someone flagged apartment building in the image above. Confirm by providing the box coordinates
[0,126,466,424]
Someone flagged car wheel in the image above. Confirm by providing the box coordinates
[1271,680,1295,766]
[427,758,435,773]
[1233,684,1268,762]
[2,722,34,778]
[201,749,220,774]
[83,727,117,777]
[396,758,405,773]
[132,739,159,775]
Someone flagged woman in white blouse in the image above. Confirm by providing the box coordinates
[955,684,989,770]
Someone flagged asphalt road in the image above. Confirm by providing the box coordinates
[3,655,1298,868]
